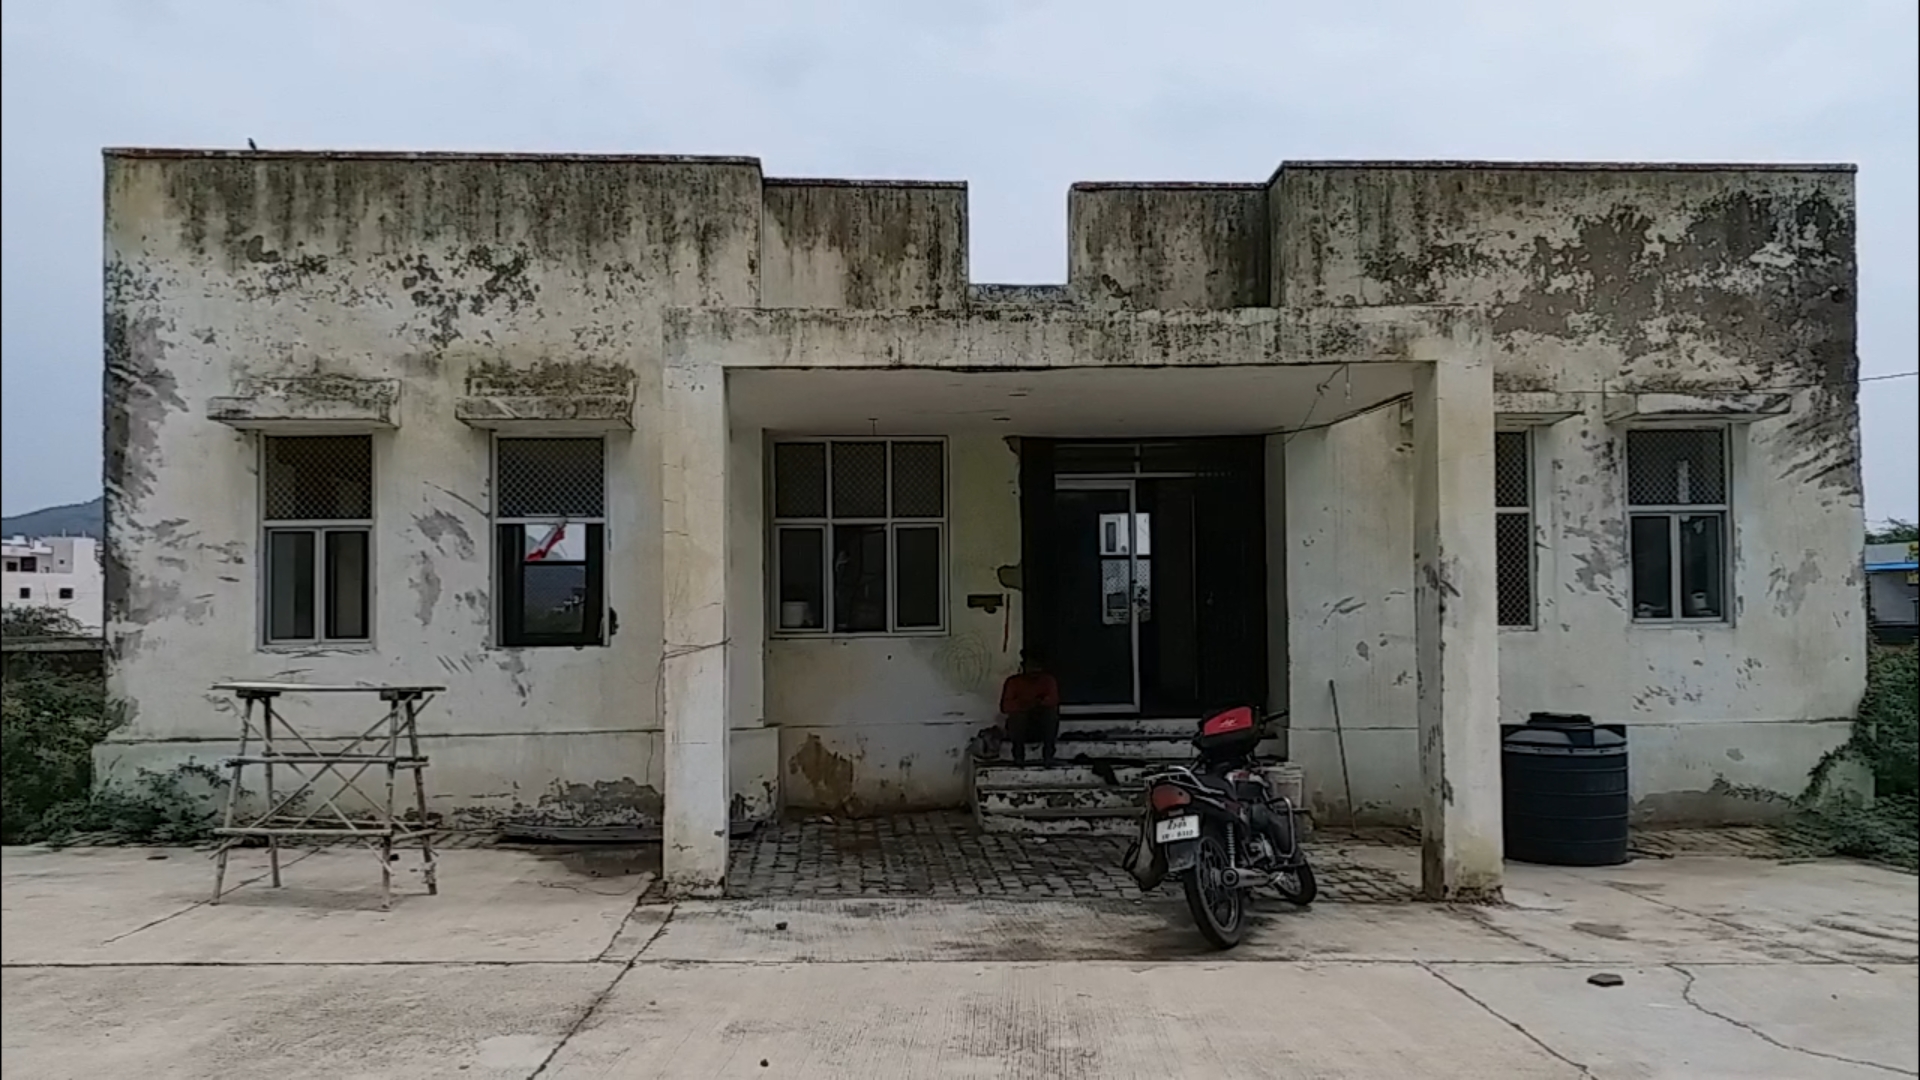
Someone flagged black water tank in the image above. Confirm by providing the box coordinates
[1502,713,1630,867]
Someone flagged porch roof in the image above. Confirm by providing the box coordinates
[730,364,1418,437]
[665,303,1483,373]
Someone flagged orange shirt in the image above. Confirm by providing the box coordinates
[1000,672,1060,714]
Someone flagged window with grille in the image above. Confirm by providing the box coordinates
[1625,428,1729,621]
[771,439,946,635]
[1495,430,1535,628]
[494,438,607,648]
[261,435,373,644]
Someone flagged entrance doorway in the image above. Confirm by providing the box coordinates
[1021,439,1267,718]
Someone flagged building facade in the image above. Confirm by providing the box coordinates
[4,535,104,632]
[102,151,1866,896]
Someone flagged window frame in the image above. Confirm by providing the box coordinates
[768,436,950,639]
[256,435,376,648]
[491,435,610,650]
[1624,426,1733,625]
[1494,426,1537,630]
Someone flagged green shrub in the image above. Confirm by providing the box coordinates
[0,666,122,843]
[2,609,227,844]
[32,762,230,846]
[1792,645,1919,872]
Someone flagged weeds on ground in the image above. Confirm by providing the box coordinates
[31,762,232,846]
[2,607,226,845]
[0,666,124,842]
[1788,645,1919,872]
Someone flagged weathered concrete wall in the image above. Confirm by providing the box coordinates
[101,151,772,825]
[1286,405,1421,824]
[1068,184,1269,310]
[767,435,1022,812]
[761,180,968,310]
[104,152,1865,833]
[1278,165,1866,823]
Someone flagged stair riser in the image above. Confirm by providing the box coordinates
[1056,718,1202,738]
[980,788,1141,814]
[978,812,1137,837]
[979,736,1284,767]
[976,765,1158,789]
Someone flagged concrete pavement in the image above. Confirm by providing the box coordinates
[3,843,1915,1078]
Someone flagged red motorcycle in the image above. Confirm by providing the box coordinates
[1122,706,1316,949]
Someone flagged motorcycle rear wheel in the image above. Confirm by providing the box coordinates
[1273,861,1318,907]
[1182,832,1245,949]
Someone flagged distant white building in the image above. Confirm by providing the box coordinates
[3,535,104,633]
[1866,541,1918,643]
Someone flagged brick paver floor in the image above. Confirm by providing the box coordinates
[54,815,1793,907]
[724,812,1419,903]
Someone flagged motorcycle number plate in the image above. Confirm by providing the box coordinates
[1155,815,1200,843]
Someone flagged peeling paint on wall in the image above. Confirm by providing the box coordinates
[103,152,1865,830]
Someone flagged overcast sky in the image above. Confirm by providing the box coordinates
[3,0,1914,522]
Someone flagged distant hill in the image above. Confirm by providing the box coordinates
[2,497,104,539]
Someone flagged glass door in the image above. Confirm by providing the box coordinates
[1052,479,1149,713]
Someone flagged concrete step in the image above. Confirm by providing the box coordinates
[1048,736,1195,760]
[977,806,1139,836]
[977,735,1285,768]
[974,763,1160,790]
[1056,717,1201,738]
[978,785,1141,815]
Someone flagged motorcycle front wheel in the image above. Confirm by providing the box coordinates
[1182,831,1245,949]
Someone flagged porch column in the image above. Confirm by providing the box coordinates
[1411,346,1503,902]
[660,360,731,897]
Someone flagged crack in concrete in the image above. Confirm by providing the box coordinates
[1418,961,1596,1078]
[98,849,323,945]
[1597,879,1875,971]
[592,894,672,963]
[528,904,677,1079]
[1454,904,1577,962]
[1670,964,1917,1077]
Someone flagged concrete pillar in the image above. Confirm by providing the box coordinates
[660,361,731,897]
[1411,349,1503,902]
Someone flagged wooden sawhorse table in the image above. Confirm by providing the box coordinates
[209,681,445,910]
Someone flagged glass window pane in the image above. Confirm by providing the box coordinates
[266,530,316,640]
[832,524,887,633]
[263,436,372,521]
[774,443,828,518]
[522,521,589,562]
[1495,431,1530,509]
[1678,513,1726,619]
[1496,512,1533,627]
[497,438,604,518]
[890,442,945,517]
[520,563,589,637]
[830,443,887,518]
[776,528,826,630]
[1630,515,1674,619]
[324,530,370,640]
[893,527,942,629]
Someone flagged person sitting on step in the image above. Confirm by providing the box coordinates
[997,649,1061,765]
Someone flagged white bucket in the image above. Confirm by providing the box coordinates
[779,601,813,630]
[1258,763,1311,838]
